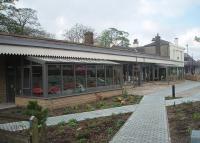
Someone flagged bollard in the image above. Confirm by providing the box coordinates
[172,85,175,98]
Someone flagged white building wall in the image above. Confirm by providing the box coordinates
[169,43,184,62]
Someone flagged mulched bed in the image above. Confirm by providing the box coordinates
[167,101,200,143]
[165,96,182,100]
[0,107,28,124]
[47,113,131,143]
[49,95,142,116]
[0,95,141,123]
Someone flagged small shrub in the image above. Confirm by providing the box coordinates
[64,108,72,114]
[96,101,106,109]
[78,138,87,143]
[192,113,200,120]
[58,121,66,126]
[116,119,125,128]
[24,101,48,127]
[86,104,95,111]
[67,118,78,127]
[112,102,121,107]
[107,127,113,134]
[123,89,128,98]
[76,129,90,140]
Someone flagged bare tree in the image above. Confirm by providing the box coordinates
[7,8,40,34]
[63,23,94,43]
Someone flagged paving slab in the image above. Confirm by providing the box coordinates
[110,81,200,143]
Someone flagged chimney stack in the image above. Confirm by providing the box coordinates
[84,32,94,45]
[133,39,139,47]
[174,38,178,46]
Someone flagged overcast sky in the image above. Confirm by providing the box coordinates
[16,0,200,59]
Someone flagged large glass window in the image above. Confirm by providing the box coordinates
[87,65,96,88]
[114,66,121,85]
[32,66,43,96]
[23,68,31,95]
[97,65,105,86]
[75,64,86,93]
[48,65,61,96]
[63,65,75,95]
[106,66,113,85]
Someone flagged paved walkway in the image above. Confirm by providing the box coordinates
[0,104,137,131]
[110,81,200,143]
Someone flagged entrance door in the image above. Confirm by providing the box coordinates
[6,66,16,103]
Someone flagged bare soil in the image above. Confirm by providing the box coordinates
[47,113,131,143]
[0,95,141,123]
[167,101,200,143]
[50,95,142,116]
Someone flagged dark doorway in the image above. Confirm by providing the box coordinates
[5,56,22,103]
[6,65,16,103]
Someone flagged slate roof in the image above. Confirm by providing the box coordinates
[0,33,167,60]
[143,39,170,47]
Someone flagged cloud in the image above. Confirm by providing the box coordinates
[178,28,200,59]
[14,0,200,59]
[137,0,200,18]
[141,20,160,33]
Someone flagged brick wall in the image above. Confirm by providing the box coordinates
[0,56,6,103]
[15,89,122,109]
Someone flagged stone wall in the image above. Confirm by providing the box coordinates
[15,89,122,109]
[0,56,6,103]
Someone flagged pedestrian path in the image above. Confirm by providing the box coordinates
[0,104,137,131]
[110,81,200,143]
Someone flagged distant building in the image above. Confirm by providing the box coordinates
[136,34,184,61]
[184,53,200,75]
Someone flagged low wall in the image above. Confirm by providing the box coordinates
[15,89,122,109]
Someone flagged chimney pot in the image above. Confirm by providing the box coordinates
[133,39,139,47]
[84,32,94,45]
[174,38,178,46]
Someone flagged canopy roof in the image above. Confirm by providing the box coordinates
[26,56,120,65]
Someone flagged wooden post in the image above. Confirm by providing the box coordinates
[30,116,39,143]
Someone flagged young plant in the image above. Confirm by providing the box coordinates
[192,113,200,120]
[67,118,78,127]
[123,88,128,98]
[116,119,125,128]
[24,101,48,127]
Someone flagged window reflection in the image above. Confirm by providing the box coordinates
[87,65,96,88]
[97,65,105,86]
[114,66,121,85]
[106,66,113,85]
[48,65,61,95]
[63,65,75,94]
[32,66,43,96]
[75,64,86,93]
